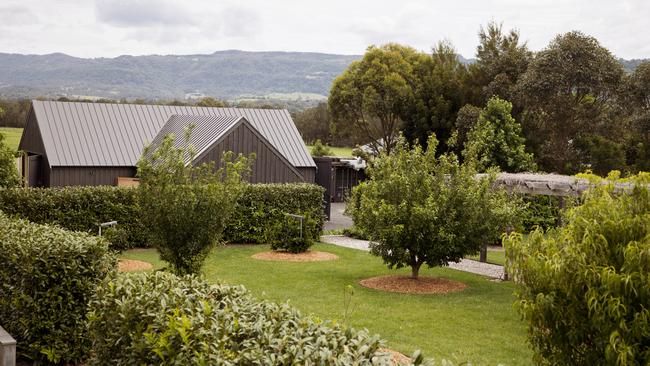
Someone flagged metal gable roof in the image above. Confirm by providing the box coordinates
[148,114,244,165]
[30,100,315,168]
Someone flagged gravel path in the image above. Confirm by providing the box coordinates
[321,235,505,280]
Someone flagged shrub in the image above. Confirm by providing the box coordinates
[0,213,116,364]
[266,214,318,253]
[519,194,563,232]
[225,183,325,244]
[87,271,400,365]
[0,132,20,188]
[311,138,333,156]
[137,133,251,275]
[0,184,325,250]
[505,173,650,365]
[349,135,521,279]
[0,186,147,248]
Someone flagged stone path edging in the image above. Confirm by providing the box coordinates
[320,235,505,279]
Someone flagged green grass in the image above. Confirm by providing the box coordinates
[466,248,507,266]
[306,145,355,157]
[121,243,531,365]
[0,127,22,151]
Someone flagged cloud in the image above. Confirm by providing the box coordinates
[95,0,195,27]
[0,5,36,26]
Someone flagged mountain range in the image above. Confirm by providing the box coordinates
[0,50,643,103]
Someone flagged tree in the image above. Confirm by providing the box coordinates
[196,97,229,108]
[402,41,470,152]
[137,128,251,275]
[516,31,624,173]
[348,135,519,279]
[329,44,427,155]
[292,103,333,144]
[452,104,482,151]
[0,109,20,188]
[624,61,650,172]
[462,97,536,172]
[469,22,532,104]
[505,173,650,365]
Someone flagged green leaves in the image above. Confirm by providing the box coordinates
[349,135,520,278]
[0,132,19,188]
[88,272,392,365]
[505,176,650,365]
[137,133,252,275]
[0,213,116,364]
[462,96,536,173]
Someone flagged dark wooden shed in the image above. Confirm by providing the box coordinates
[18,100,316,186]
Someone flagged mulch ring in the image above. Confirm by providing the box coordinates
[378,348,412,365]
[251,250,338,262]
[359,275,467,294]
[118,259,153,272]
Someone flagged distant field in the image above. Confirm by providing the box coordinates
[306,144,354,157]
[0,127,22,151]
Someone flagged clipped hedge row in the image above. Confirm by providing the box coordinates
[0,186,147,249]
[0,213,116,364]
[225,183,325,244]
[88,271,395,365]
[0,183,325,249]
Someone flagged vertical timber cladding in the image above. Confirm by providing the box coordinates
[49,167,137,187]
[18,108,50,186]
[194,121,307,183]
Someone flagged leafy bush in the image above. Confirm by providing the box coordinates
[505,173,650,365]
[266,214,317,253]
[0,132,20,188]
[519,194,563,232]
[137,133,251,275]
[311,138,333,156]
[0,186,147,248]
[0,213,116,364]
[350,135,521,279]
[0,184,325,250]
[225,183,325,244]
[87,271,403,365]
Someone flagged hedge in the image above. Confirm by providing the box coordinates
[87,271,405,365]
[0,183,325,249]
[0,212,116,364]
[0,186,147,249]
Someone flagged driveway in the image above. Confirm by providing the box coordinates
[323,202,353,231]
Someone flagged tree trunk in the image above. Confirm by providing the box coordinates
[410,262,422,279]
[479,244,487,263]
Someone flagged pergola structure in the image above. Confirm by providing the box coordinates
[489,172,636,197]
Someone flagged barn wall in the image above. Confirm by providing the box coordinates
[49,167,137,187]
[298,167,316,183]
[18,109,50,186]
[195,122,305,183]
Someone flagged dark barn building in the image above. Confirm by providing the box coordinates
[19,100,316,187]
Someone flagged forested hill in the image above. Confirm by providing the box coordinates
[0,50,360,101]
[0,50,643,101]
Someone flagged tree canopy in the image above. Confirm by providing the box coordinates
[348,135,519,279]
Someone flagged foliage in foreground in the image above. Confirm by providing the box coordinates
[87,271,426,365]
[505,173,650,365]
[0,213,116,364]
[137,132,251,275]
[349,135,520,279]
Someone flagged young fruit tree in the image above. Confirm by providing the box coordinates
[505,172,650,365]
[348,135,519,279]
[137,128,251,275]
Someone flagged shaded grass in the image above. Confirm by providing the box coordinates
[306,145,355,158]
[121,243,531,365]
[466,248,507,266]
[0,127,22,151]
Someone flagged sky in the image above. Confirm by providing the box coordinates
[0,0,648,59]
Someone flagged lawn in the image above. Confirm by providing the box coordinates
[306,144,355,157]
[0,127,22,151]
[466,247,507,266]
[122,243,532,365]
